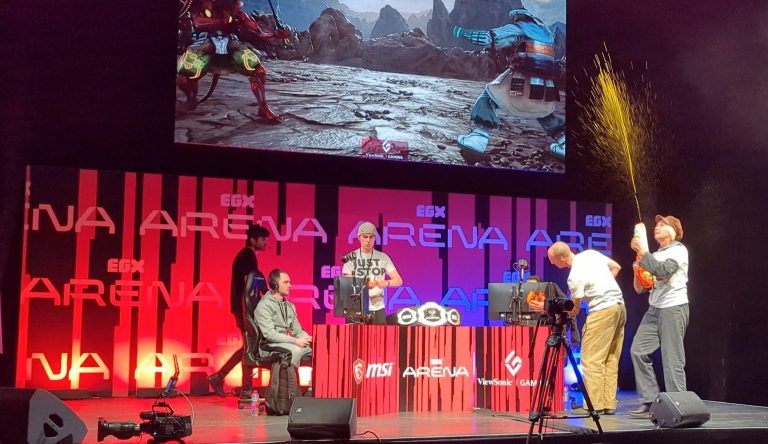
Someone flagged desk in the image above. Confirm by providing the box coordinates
[312,325,563,417]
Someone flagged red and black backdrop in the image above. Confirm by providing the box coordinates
[17,165,611,396]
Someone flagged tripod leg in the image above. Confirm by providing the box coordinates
[526,335,564,444]
[563,340,604,435]
[527,340,551,443]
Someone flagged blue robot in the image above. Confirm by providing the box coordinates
[454,8,565,158]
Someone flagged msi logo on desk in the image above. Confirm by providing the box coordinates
[353,359,366,385]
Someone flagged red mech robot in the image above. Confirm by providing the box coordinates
[176,0,289,121]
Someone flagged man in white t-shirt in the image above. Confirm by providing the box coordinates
[629,215,689,416]
[342,222,403,324]
[547,241,625,415]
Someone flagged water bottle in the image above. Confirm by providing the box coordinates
[250,390,259,416]
[633,222,649,252]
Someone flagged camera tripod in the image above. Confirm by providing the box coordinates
[526,314,605,444]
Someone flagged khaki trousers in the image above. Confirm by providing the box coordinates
[579,303,626,410]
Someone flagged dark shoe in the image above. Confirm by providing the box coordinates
[603,408,616,415]
[207,373,225,397]
[239,389,254,401]
[629,403,651,416]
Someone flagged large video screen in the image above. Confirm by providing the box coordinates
[175,0,566,172]
[17,165,605,395]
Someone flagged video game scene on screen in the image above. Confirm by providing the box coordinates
[175,0,566,172]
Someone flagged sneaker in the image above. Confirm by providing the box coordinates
[603,408,616,415]
[207,373,225,398]
[629,403,651,416]
[457,127,490,154]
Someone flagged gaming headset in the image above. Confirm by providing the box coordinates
[268,269,283,291]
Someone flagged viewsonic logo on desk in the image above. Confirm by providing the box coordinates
[505,350,523,376]
[361,138,409,160]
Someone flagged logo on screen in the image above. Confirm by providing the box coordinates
[585,215,611,228]
[361,138,409,160]
[107,258,144,273]
[220,194,255,208]
[505,350,523,376]
[416,205,446,218]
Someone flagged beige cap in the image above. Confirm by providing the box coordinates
[357,222,377,236]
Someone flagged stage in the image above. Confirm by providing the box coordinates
[66,391,768,443]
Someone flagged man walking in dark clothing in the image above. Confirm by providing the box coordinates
[208,224,270,399]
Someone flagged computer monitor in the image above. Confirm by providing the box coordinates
[333,276,369,317]
[488,281,565,323]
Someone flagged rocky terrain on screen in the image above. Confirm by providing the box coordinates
[175,59,564,172]
[176,6,565,171]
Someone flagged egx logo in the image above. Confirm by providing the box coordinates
[416,205,446,218]
[505,350,523,376]
[585,215,611,228]
[107,258,144,273]
[220,194,255,208]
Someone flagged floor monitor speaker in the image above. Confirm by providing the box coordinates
[0,388,87,444]
[650,391,710,428]
[287,397,357,440]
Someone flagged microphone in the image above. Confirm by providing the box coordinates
[340,252,356,263]
[163,355,180,397]
[518,258,529,269]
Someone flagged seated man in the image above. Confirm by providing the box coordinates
[255,269,312,367]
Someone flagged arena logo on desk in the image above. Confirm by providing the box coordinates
[361,138,409,160]
[353,359,394,384]
[402,359,469,378]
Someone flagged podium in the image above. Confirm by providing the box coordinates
[312,324,563,417]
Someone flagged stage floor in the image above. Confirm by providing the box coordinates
[66,391,768,443]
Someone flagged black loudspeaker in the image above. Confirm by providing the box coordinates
[0,388,87,444]
[287,398,357,440]
[649,391,710,428]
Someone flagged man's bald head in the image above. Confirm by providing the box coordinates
[547,241,573,269]
[548,241,571,257]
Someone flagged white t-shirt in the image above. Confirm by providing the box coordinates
[648,242,689,308]
[567,249,624,312]
[342,249,397,312]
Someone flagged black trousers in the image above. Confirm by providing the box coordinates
[215,313,255,389]
[369,308,386,325]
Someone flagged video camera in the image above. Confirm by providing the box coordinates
[98,406,192,442]
[97,355,192,442]
[489,281,572,325]
[544,293,574,317]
